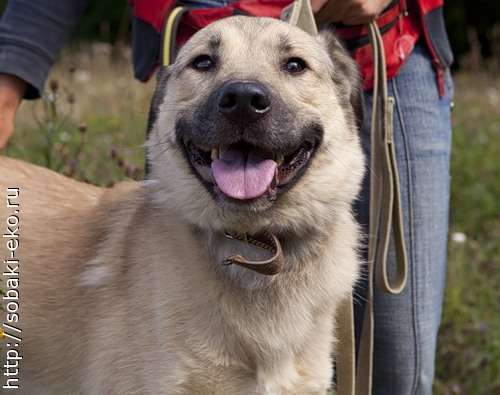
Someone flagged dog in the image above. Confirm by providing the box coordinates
[0,16,364,394]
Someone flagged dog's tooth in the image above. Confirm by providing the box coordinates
[276,154,284,165]
[211,148,219,161]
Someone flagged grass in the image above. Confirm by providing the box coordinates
[7,45,152,185]
[434,72,500,395]
[3,47,499,394]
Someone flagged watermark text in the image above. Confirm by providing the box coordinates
[2,187,22,390]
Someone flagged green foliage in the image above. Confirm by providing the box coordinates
[434,73,500,394]
[0,0,129,43]
[6,52,149,185]
[444,1,500,67]
[71,1,130,43]
[448,77,500,235]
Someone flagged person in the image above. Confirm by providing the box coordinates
[0,1,453,393]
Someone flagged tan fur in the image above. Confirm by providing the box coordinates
[0,17,364,394]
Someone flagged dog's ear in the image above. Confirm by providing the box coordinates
[318,29,364,130]
[146,66,171,135]
[145,66,171,174]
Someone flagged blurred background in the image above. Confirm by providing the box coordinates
[0,1,499,394]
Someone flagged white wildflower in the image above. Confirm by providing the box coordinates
[451,232,467,244]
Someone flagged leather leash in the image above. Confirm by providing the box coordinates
[284,1,409,394]
[355,20,409,395]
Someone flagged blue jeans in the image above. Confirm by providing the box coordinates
[354,42,453,394]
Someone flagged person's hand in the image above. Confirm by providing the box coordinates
[314,0,392,26]
[310,0,329,13]
[0,74,26,149]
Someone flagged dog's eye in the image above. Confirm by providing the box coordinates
[284,57,307,74]
[192,55,215,71]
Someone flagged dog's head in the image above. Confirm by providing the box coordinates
[148,16,364,235]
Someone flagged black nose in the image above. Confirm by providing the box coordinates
[217,81,271,122]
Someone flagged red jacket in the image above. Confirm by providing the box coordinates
[130,0,453,96]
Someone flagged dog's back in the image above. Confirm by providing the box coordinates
[0,156,142,393]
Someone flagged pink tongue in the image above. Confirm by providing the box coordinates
[211,149,277,200]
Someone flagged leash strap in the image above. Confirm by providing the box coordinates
[161,6,188,66]
[356,21,409,395]
[337,294,356,394]
[285,2,409,394]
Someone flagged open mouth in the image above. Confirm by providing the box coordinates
[183,139,317,202]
